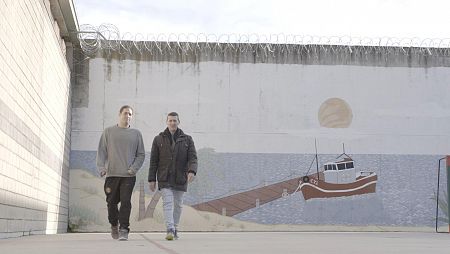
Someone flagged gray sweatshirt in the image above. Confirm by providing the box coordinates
[96,125,145,177]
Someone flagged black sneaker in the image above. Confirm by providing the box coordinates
[118,228,129,241]
[111,225,119,239]
[174,229,179,240]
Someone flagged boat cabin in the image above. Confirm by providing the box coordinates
[323,158,356,184]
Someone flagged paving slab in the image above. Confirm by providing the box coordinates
[0,232,449,254]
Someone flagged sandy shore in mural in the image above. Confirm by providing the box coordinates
[69,169,437,233]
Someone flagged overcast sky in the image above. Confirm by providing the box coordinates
[74,0,450,42]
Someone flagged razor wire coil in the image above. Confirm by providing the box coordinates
[76,24,450,58]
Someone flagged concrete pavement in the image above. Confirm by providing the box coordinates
[0,232,449,254]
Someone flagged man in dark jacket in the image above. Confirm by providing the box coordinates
[148,112,197,240]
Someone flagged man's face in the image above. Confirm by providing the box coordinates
[119,108,133,126]
[166,115,179,132]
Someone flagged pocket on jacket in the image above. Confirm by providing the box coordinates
[157,167,169,182]
[175,171,187,184]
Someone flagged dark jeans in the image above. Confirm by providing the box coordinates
[104,176,136,230]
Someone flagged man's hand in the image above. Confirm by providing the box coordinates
[127,168,136,175]
[100,170,107,177]
[188,172,195,183]
[149,182,156,192]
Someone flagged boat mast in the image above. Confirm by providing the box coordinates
[315,139,319,180]
[336,143,352,160]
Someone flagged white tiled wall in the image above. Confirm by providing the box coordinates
[0,0,71,238]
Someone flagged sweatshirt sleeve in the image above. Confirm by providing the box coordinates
[129,131,145,172]
[96,130,108,173]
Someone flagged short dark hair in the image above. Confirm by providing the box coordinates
[167,112,180,122]
[119,105,133,114]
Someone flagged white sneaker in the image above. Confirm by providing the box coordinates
[165,229,174,241]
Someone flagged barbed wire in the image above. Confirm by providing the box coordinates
[76,24,450,58]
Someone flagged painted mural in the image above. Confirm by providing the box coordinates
[69,44,450,232]
[192,146,378,216]
[69,149,446,232]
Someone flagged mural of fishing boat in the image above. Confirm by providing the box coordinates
[192,144,377,216]
[298,155,378,200]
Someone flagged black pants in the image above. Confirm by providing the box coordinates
[104,176,136,230]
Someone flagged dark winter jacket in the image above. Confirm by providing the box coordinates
[148,128,197,192]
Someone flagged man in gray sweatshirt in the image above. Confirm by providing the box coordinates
[96,105,145,241]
